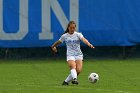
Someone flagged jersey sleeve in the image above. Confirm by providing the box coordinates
[77,32,83,39]
[59,34,65,42]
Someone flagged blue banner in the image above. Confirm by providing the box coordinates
[0,0,140,47]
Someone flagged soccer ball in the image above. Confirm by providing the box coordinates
[88,73,99,83]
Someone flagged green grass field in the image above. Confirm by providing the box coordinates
[0,58,139,93]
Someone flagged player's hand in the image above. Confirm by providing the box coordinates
[88,44,95,49]
[51,47,58,53]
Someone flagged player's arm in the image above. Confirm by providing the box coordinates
[81,37,95,48]
[51,40,62,53]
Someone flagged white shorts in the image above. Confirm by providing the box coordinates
[67,55,83,61]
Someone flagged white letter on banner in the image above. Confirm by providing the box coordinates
[0,0,28,40]
[39,0,79,40]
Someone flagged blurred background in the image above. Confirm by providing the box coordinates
[0,0,140,59]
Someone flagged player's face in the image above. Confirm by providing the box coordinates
[68,24,76,34]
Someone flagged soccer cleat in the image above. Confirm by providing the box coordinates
[71,78,78,85]
[62,81,69,85]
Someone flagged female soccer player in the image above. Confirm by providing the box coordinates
[51,21,94,85]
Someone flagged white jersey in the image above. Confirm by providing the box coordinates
[59,32,83,56]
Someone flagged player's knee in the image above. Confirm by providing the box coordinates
[69,65,76,69]
[68,61,76,69]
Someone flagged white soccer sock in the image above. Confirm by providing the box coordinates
[64,74,73,83]
[71,69,77,79]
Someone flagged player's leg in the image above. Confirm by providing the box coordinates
[63,74,73,83]
[75,60,83,76]
[62,74,73,85]
[70,55,83,84]
[62,60,78,85]
[75,55,83,75]
[71,60,82,85]
[67,60,77,80]
[67,58,79,85]
[62,56,77,85]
